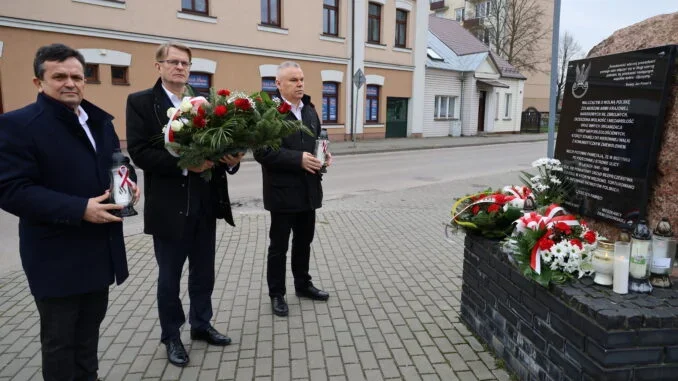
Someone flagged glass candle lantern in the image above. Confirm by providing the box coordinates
[592,240,614,286]
[613,241,630,294]
[629,219,653,293]
[650,217,673,288]
[109,150,138,218]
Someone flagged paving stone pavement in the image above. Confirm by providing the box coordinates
[0,170,523,381]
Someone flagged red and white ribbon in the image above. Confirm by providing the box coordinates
[164,96,208,157]
[502,185,533,200]
[523,204,580,274]
[117,165,135,190]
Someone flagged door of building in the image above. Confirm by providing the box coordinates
[386,97,408,138]
[477,91,486,132]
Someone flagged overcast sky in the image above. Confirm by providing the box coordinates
[560,0,678,56]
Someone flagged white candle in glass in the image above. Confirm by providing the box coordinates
[613,241,631,294]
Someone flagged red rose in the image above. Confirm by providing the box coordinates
[214,105,228,117]
[570,239,583,249]
[218,89,231,97]
[583,230,596,244]
[234,98,252,111]
[277,102,292,114]
[487,203,501,213]
[538,237,555,251]
[555,222,572,235]
[197,106,206,117]
[472,205,481,215]
[192,115,206,128]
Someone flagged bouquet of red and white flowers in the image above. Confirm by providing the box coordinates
[507,204,599,286]
[450,187,533,238]
[163,89,312,179]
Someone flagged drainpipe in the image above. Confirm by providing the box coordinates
[459,71,466,135]
[350,0,356,142]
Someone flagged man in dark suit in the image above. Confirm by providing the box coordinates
[0,43,135,381]
[254,61,332,317]
[126,42,243,367]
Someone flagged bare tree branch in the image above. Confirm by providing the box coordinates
[556,31,583,111]
[482,0,551,73]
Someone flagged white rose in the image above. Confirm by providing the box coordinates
[170,120,183,132]
[179,99,193,113]
[166,107,177,118]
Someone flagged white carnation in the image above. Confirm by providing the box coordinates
[179,99,193,113]
[170,120,183,132]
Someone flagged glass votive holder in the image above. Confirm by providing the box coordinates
[592,240,614,286]
[613,241,631,294]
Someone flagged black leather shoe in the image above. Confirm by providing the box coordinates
[165,338,189,367]
[271,296,289,316]
[190,326,232,346]
[295,285,330,301]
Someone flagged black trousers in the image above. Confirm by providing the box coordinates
[34,288,109,381]
[267,210,316,297]
[153,214,216,342]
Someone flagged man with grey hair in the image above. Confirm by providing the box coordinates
[254,61,332,317]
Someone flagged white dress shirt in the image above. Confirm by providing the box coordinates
[282,97,304,120]
[76,106,96,151]
[162,85,190,176]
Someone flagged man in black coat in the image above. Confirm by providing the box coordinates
[0,44,135,381]
[126,42,243,367]
[254,61,332,317]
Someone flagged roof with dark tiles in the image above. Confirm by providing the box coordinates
[428,15,526,79]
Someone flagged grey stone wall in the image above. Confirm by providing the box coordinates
[460,234,678,381]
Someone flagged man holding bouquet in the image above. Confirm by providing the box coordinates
[254,61,332,317]
[126,42,243,367]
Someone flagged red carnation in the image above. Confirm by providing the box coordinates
[570,239,583,249]
[494,194,506,204]
[218,89,231,97]
[487,203,501,213]
[197,106,206,117]
[583,230,596,244]
[472,205,481,215]
[538,237,555,251]
[555,222,572,235]
[234,98,252,111]
[277,102,292,114]
[192,115,206,128]
[214,105,228,117]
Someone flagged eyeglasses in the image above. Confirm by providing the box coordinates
[158,60,192,67]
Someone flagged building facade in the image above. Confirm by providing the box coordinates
[0,0,429,144]
[429,0,553,113]
[424,16,525,137]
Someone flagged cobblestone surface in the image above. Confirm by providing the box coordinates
[0,171,522,381]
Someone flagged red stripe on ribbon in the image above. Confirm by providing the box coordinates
[118,166,134,191]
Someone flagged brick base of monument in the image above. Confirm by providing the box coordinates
[460,234,678,381]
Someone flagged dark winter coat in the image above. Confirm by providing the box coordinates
[126,79,238,239]
[254,92,323,212]
[0,93,129,298]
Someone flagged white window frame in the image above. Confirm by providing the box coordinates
[476,1,490,18]
[434,96,457,119]
[504,93,512,119]
[455,7,464,21]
